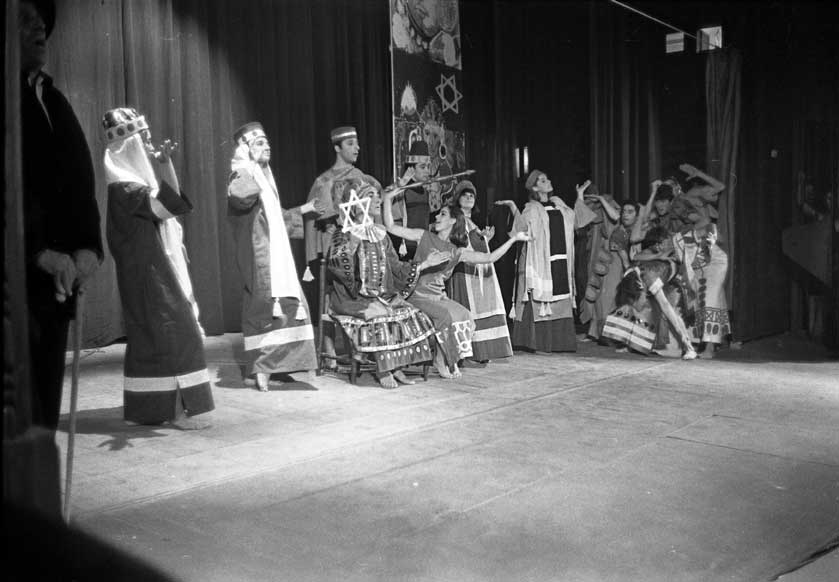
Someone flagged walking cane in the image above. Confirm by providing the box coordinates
[63,288,84,522]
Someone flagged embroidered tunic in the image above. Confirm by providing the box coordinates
[327,226,435,372]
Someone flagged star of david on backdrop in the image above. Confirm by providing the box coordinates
[339,189,373,233]
[436,73,463,114]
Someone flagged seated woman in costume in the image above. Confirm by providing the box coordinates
[326,175,445,389]
[602,226,698,360]
[445,180,513,363]
[382,187,530,379]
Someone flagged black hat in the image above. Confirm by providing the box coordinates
[26,0,56,39]
[406,140,430,164]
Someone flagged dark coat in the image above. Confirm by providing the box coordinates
[21,72,102,317]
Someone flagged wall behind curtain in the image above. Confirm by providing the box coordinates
[45,0,392,346]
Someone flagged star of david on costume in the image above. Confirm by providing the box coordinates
[339,189,373,234]
[436,74,463,114]
[452,320,473,354]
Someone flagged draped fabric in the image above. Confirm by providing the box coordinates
[43,0,392,346]
[588,0,661,204]
[705,49,742,302]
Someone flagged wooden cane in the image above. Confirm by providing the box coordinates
[63,289,84,522]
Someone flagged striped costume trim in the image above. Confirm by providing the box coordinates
[150,196,176,220]
[244,324,315,352]
[124,368,210,393]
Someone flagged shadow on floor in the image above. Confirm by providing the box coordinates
[57,406,171,451]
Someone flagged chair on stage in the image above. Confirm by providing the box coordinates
[315,257,430,384]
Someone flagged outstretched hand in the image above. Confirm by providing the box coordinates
[513,230,532,243]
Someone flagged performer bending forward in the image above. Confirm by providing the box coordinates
[327,176,441,389]
[227,122,322,391]
[103,108,214,425]
[383,187,530,378]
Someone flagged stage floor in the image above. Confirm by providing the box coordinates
[57,332,839,582]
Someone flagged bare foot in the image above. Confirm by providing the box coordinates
[376,372,398,389]
[255,373,269,392]
[615,347,628,353]
[682,349,698,360]
[451,364,462,379]
[433,350,454,379]
[393,370,415,385]
[170,415,212,430]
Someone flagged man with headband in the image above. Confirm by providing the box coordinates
[103,107,214,426]
[303,126,365,364]
[228,122,323,391]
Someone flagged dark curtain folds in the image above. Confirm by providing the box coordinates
[705,49,742,301]
[588,1,661,203]
[44,0,392,345]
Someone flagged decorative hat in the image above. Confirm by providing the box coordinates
[406,140,430,164]
[28,0,56,39]
[332,174,382,209]
[525,169,544,191]
[454,180,476,199]
[233,121,266,146]
[330,126,357,143]
[102,107,149,143]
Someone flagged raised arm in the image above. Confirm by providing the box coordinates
[591,195,619,222]
[631,180,660,243]
[382,186,426,242]
[459,230,530,264]
[680,163,725,193]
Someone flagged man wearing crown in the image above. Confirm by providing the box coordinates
[20,0,103,431]
[228,122,324,391]
[103,108,214,426]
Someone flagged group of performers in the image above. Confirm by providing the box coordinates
[101,109,730,426]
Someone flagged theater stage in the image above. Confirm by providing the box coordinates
[56,332,838,582]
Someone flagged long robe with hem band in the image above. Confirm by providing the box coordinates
[511,198,596,352]
[447,225,513,360]
[228,169,317,376]
[107,181,214,423]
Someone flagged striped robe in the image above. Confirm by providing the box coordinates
[447,226,513,360]
[107,181,214,423]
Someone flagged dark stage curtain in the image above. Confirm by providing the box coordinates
[705,49,742,301]
[588,1,661,204]
[43,0,392,345]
